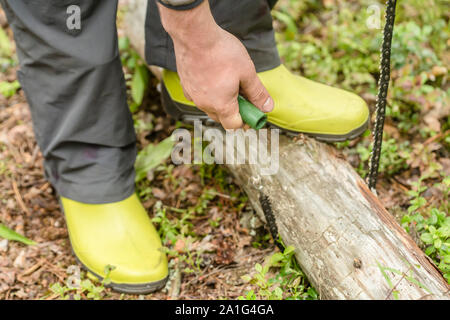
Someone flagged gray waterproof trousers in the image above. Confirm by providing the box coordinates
[0,0,280,204]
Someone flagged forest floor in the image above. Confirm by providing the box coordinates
[0,0,448,300]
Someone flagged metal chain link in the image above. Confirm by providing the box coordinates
[367,0,397,191]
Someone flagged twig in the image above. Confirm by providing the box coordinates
[184,248,274,288]
[20,259,45,277]
[184,266,228,288]
[391,176,410,191]
[384,266,412,300]
[423,129,449,146]
[44,294,59,300]
[29,145,40,167]
[41,260,67,283]
[38,182,50,193]
[169,262,182,299]
[5,289,11,300]
[11,178,31,216]
[209,191,233,200]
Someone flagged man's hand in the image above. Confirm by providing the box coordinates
[157,0,274,129]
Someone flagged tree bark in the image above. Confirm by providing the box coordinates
[122,0,450,300]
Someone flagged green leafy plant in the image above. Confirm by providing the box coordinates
[401,176,450,283]
[48,265,116,300]
[152,201,185,244]
[0,223,36,245]
[135,135,175,183]
[239,246,317,300]
[0,26,17,70]
[190,188,216,215]
[119,36,150,112]
[0,80,20,98]
[0,27,12,57]
[151,202,205,274]
[354,135,411,178]
[131,64,149,108]
[165,240,204,274]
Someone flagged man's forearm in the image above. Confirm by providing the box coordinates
[157,0,219,50]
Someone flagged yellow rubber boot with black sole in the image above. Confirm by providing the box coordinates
[161,65,370,142]
[61,193,168,294]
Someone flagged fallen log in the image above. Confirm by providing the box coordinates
[122,0,450,300]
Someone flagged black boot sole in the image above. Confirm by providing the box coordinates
[74,254,168,295]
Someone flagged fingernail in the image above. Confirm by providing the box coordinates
[262,97,274,112]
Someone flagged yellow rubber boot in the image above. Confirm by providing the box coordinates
[61,193,168,294]
[161,65,369,142]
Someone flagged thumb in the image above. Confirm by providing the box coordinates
[240,70,274,113]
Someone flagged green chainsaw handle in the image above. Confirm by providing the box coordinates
[237,95,267,130]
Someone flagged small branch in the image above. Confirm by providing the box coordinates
[384,266,412,300]
[11,178,31,216]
